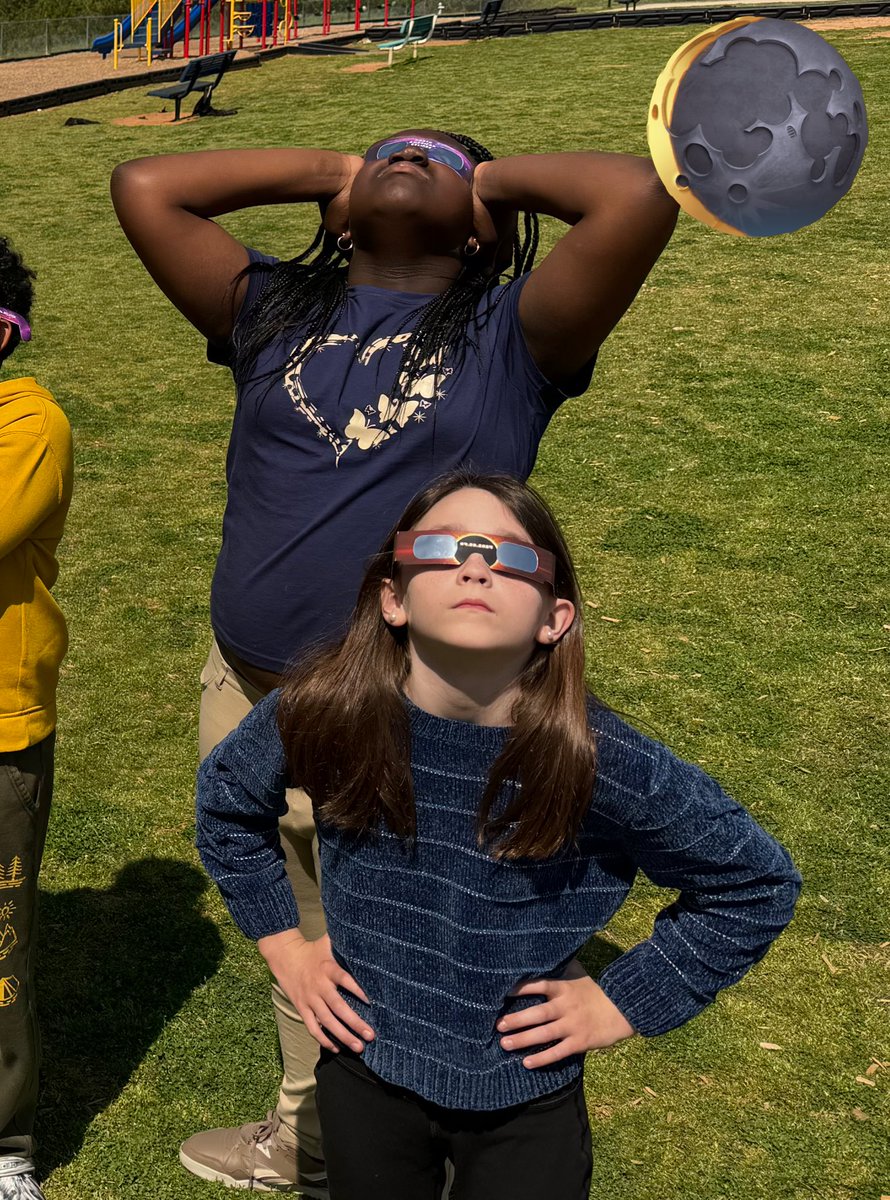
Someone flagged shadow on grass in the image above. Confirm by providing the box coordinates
[34,857,223,1174]
[578,933,624,978]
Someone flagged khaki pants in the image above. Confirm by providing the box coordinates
[0,734,54,1162]
[199,640,325,1160]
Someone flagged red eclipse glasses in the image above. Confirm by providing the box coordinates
[394,530,555,589]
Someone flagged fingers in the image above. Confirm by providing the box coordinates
[508,979,555,999]
[498,1000,555,1033]
[336,967,371,1006]
[500,1020,562,1053]
[300,1005,339,1053]
[325,988,375,1043]
[311,1001,368,1054]
[520,1040,578,1070]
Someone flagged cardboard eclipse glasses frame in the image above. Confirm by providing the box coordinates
[0,307,31,342]
[394,530,556,589]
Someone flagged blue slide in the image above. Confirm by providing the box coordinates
[91,0,216,58]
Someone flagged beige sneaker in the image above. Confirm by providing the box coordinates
[178,1111,328,1196]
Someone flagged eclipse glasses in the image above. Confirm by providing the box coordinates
[394,530,555,589]
[0,307,31,343]
[366,136,476,183]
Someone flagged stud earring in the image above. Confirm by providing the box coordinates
[337,233,353,253]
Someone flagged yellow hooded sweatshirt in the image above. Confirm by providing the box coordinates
[0,377,73,751]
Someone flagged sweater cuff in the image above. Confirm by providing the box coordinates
[597,940,710,1038]
[225,879,301,942]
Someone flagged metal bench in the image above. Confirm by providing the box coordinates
[379,13,437,66]
[146,50,236,122]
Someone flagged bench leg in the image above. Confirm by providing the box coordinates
[412,43,418,58]
[192,85,214,117]
[173,95,182,121]
[387,47,393,66]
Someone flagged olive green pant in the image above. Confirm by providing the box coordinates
[0,734,54,1162]
[199,639,325,1161]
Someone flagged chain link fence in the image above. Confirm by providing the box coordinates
[0,13,125,59]
[0,0,487,59]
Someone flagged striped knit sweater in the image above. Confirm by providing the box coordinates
[196,691,800,1111]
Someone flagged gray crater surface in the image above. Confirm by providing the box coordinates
[668,20,867,235]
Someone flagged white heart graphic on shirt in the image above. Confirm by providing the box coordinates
[283,332,449,465]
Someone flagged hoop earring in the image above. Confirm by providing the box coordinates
[337,233,353,253]
[464,238,480,258]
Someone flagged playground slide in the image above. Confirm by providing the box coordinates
[91,0,217,57]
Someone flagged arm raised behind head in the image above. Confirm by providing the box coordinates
[473,152,678,388]
[110,148,361,343]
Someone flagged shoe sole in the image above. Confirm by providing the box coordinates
[178,1147,328,1198]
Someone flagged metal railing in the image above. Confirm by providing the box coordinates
[0,13,127,59]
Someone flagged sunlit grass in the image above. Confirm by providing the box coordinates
[0,24,886,1200]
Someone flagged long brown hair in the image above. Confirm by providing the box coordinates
[278,469,597,860]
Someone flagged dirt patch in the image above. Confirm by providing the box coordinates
[111,110,200,125]
[804,14,890,28]
[341,61,389,72]
[1,16,886,106]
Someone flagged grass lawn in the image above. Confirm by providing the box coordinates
[0,22,887,1200]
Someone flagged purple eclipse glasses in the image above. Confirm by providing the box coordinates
[0,307,31,343]
[365,136,476,183]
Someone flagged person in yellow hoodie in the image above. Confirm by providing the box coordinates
[0,237,73,1200]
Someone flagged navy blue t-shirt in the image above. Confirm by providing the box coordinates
[210,251,594,673]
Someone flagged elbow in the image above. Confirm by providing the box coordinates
[773,851,803,930]
[640,160,680,234]
[110,158,161,215]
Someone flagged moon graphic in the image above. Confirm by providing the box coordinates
[648,17,868,237]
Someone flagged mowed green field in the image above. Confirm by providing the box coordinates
[0,25,887,1200]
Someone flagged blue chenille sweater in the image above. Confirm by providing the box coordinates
[196,691,801,1112]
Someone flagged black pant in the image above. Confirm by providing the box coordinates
[315,1048,592,1200]
[0,734,54,1160]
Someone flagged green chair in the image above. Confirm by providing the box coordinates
[379,13,437,66]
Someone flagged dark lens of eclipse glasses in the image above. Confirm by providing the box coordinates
[413,533,461,560]
[373,139,471,179]
[493,541,540,574]
[412,533,539,575]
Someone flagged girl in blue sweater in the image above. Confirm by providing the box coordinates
[197,469,800,1200]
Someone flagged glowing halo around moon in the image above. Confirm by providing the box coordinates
[648,17,868,237]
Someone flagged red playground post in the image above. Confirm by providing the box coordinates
[383,0,389,23]
[322,0,331,35]
[219,0,226,49]
[184,0,191,56]
[354,0,361,29]
[410,0,415,14]
[272,0,278,43]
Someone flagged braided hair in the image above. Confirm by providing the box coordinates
[231,134,540,407]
